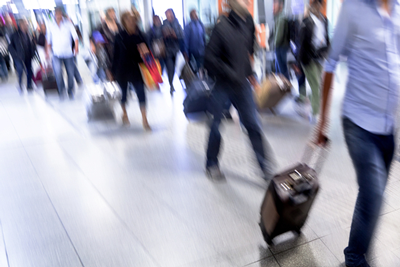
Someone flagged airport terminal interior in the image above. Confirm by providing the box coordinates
[1,57,400,267]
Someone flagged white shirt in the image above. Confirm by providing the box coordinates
[47,19,78,58]
[310,13,326,50]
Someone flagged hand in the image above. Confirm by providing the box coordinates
[248,75,260,91]
[74,47,79,56]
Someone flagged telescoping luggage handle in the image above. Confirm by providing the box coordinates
[301,137,330,175]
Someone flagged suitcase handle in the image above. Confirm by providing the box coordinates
[301,139,330,175]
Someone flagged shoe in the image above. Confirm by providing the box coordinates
[122,114,130,125]
[143,119,151,131]
[262,169,274,181]
[68,94,74,100]
[223,112,233,120]
[170,86,175,95]
[206,166,226,181]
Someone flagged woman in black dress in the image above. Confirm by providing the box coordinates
[112,11,150,130]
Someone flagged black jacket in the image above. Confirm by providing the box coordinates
[205,11,255,87]
[111,30,145,81]
[298,15,330,66]
[8,30,35,62]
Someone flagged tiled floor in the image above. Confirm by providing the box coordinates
[0,61,399,267]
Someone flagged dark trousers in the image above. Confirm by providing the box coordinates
[206,81,267,170]
[165,55,176,87]
[14,59,33,89]
[343,117,395,267]
[118,78,146,107]
[0,56,8,79]
[275,47,289,80]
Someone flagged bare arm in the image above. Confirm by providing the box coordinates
[317,72,334,144]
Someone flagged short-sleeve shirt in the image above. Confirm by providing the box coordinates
[47,19,78,58]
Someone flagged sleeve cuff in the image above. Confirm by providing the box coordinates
[324,57,338,73]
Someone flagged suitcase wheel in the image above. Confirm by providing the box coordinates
[259,221,274,246]
[294,229,302,236]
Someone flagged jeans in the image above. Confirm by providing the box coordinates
[14,59,33,89]
[73,57,83,84]
[275,47,289,80]
[206,81,267,170]
[53,56,75,96]
[165,55,176,87]
[343,117,394,267]
[0,56,8,79]
[297,69,306,99]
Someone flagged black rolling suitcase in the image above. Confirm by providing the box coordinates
[260,141,328,245]
[42,67,58,93]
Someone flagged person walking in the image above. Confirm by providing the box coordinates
[273,0,290,79]
[184,9,206,77]
[112,11,151,130]
[0,25,9,81]
[317,0,400,266]
[204,0,274,180]
[298,0,329,122]
[46,7,79,99]
[98,8,122,78]
[147,15,165,73]
[162,8,184,95]
[8,19,35,91]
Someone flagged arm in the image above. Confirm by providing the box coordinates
[70,24,79,55]
[274,15,286,47]
[317,2,353,144]
[7,34,17,60]
[111,37,120,77]
[184,24,190,57]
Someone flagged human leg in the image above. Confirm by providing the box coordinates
[302,61,323,115]
[52,56,65,95]
[14,59,24,89]
[343,118,395,267]
[117,78,130,125]
[25,59,33,89]
[63,57,76,97]
[132,79,150,130]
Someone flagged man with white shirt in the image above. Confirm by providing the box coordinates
[46,7,79,99]
[317,0,400,266]
[298,0,330,122]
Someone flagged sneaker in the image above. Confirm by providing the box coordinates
[206,166,226,181]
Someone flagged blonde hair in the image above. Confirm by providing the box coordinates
[120,11,139,30]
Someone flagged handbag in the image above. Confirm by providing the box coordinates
[139,53,163,90]
[152,39,165,58]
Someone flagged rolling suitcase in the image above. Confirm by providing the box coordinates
[254,74,291,113]
[260,141,328,246]
[42,68,58,93]
[180,62,196,89]
[86,83,114,120]
[183,79,212,116]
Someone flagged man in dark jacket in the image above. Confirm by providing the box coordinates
[163,8,184,94]
[274,0,290,79]
[204,0,273,180]
[185,9,206,76]
[8,19,36,91]
[298,0,330,122]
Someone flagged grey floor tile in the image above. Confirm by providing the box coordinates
[370,251,400,267]
[175,254,236,267]
[243,256,280,267]
[224,243,272,266]
[275,239,340,267]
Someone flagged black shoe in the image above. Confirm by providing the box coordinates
[206,166,226,181]
[223,112,233,120]
[170,86,175,95]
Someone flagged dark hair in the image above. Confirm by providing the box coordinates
[105,8,115,19]
[165,8,176,18]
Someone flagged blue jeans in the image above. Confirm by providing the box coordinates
[206,81,267,170]
[343,117,394,267]
[14,59,33,89]
[275,47,289,80]
[73,57,83,84]
[53,56,75,96]
[0,56,8,79]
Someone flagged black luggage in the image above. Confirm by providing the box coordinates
[183,79,212,116]
[42,68,58,93]
[259,141,328,245]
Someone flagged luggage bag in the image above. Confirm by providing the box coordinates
[42,68,58,93]
[260,141,328,246]
[86,83,119,120]
[255,74,291,112]
[183,79,212,116]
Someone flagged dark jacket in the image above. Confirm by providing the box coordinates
[298,15,330,66]
[204,11,255,87]
[98,21,122,68]
[111,30,145,81]
[162,18,184,58]
[8,29,35,62]
[184,20,206,57]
